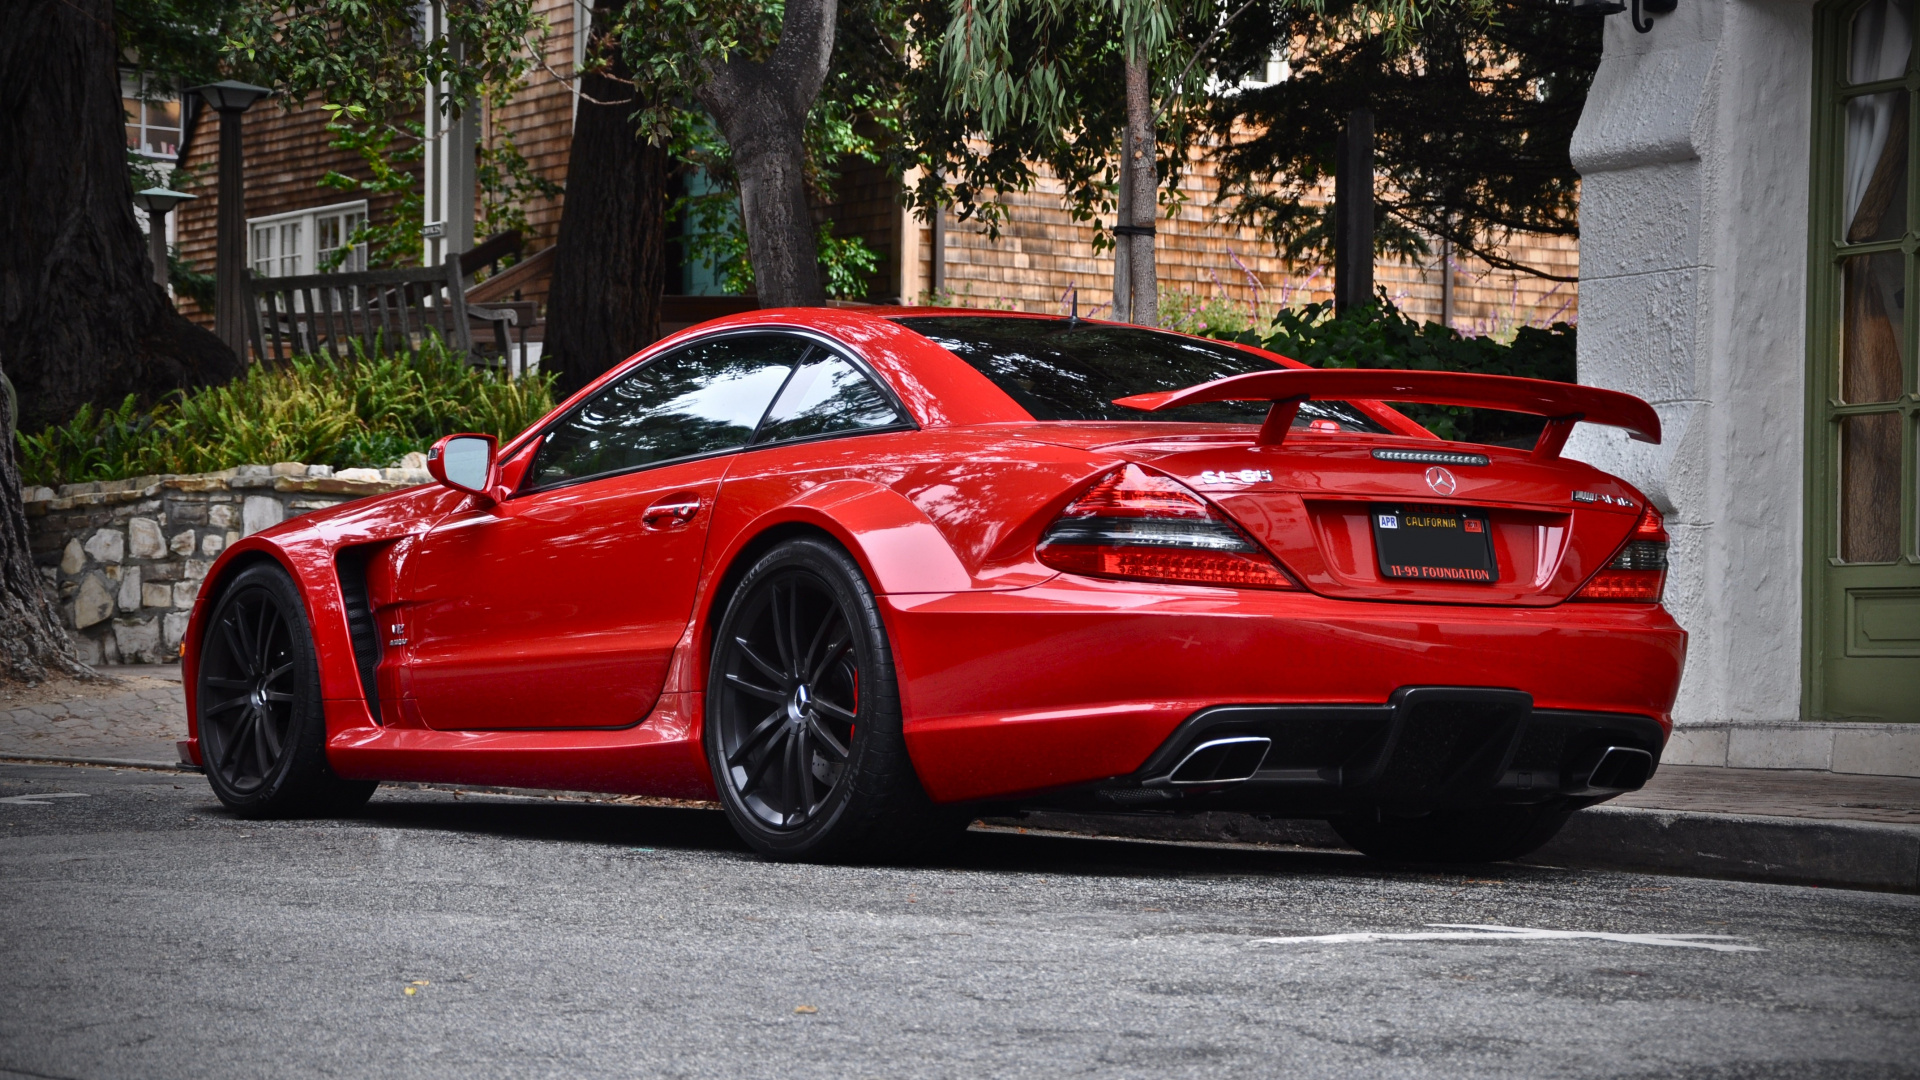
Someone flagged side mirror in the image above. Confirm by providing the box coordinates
[428,433,497,497]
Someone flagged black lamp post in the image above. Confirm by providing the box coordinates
[131,188,196,290]
[188,80,272,356]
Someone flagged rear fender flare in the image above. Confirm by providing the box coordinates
[708,479,973,603]
[693,481,971,687]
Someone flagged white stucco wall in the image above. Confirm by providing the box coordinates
[1567,0,1816,726]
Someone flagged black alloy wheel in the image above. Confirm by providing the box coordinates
[706,538,961,861]
[196,563,375,817]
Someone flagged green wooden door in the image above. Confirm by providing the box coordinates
[1809,0,1920,721]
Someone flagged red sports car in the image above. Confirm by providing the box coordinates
[181,308,1685,863]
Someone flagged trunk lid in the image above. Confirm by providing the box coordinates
[1041,427,1647,606]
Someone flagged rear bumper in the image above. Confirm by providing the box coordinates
[886,576,1685,803]
[1058,690,1665,816]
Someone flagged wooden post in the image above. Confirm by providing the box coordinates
[1112,149,1132,322]
[930,172,946,300]
[1334,108,1374,315]
[213,106,250,356]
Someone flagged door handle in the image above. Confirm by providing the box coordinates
[642,495,702,529]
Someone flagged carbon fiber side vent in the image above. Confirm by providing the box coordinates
[334,547,382,724]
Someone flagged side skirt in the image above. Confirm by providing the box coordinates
[321,693,717,799]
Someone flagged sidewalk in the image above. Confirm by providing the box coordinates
[3,669,1915,890]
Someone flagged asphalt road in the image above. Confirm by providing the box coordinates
[2,764,1916,1080]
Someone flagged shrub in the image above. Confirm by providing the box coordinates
[1209,295,1577,446]
[18,340,556,487]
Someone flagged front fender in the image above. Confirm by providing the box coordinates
[182,483,463,757]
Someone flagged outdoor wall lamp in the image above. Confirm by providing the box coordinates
[131,188,196,290]
[1572,0,1675,33]
[186,81,272,357]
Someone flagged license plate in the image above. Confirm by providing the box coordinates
[1371,504,1498,583]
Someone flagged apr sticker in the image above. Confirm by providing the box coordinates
[1378,514,1399,529]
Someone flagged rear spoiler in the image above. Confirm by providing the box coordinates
[1113,368,1660,460]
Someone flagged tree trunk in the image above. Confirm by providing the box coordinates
[545,7,670,399]
[1123,51,1158,327]
[0,364,86,683]
[0,0,241,436]
[695,0,837,309]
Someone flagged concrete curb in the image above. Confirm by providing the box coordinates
[986,806,1920,893]
[1531,804,1920,893]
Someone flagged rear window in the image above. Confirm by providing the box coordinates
[893,316,1386,432]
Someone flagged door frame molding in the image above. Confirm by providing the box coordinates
[1802,0,1920,720]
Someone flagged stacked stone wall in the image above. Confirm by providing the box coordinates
[23,459,430,665]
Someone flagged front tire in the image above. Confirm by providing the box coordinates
[1330,805,1572,864]
[705,538,961,861]
[196,563,376,818]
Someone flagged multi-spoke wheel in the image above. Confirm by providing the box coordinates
[706,538,962,861]
[196,564,375,817]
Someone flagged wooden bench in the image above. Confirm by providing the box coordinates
[245,255,512,365]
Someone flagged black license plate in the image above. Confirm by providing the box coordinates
[1371,504,1498,583]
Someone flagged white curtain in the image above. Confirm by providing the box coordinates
[1844,0,1913,233]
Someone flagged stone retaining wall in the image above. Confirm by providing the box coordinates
[24,458,430,665]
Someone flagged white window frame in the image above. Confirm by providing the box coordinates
[247,200,371,277]
[121,72,183,160]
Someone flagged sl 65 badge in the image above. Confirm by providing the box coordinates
[1199,469,1273,485]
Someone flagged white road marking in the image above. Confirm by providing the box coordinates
[1253,923,1763,953]
[0,792,91,806]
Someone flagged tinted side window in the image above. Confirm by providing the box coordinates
[529,334,807,488]
[754,354,903,444]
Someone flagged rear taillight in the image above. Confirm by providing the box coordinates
[1574,504,1668,603]
[1036,464,1299,589]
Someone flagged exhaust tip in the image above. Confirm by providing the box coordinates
[1584,746,1654,793]
[1166,737,1272,785]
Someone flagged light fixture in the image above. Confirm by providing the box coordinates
[188,80,272,113]
[186,81,272,356]
[132,188,197,289]
[1571,0,1675,33]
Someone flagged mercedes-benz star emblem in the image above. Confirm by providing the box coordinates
[1425,466,1458,496]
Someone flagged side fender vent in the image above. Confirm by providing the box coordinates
[334,547,382,723]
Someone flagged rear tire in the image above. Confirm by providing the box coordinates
[705,537,964,862]
[196,563,377,818]
[1330,805,1572,864]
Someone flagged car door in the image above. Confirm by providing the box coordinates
[402,332,813,730]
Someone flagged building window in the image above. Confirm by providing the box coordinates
[1806,0,1919,721]
[246,201,369,277]
[122,73,182,160]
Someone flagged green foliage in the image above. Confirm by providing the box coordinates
[477,127,564,251]
[318,106,426,268]
[17,342,555,487]
[899,0,1144,246]
[218,2,552,269]
[1210,294,1576,445]
[167,246,218,309]
[1205,0,1597,279]
[671,109,887,299]
[905,0,1494,245]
